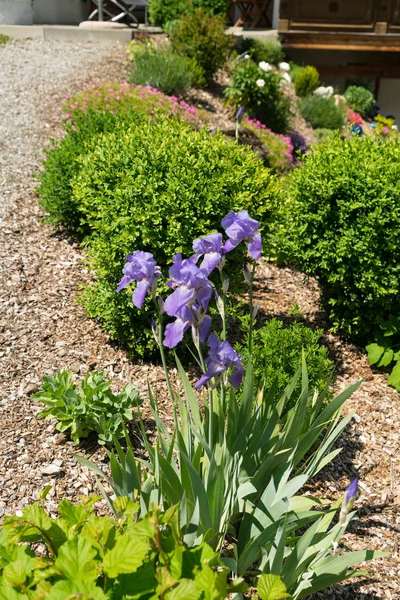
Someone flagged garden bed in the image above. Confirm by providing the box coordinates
[0,37,399,599]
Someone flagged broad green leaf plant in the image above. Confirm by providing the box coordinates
[0,494,234,599]
[80,210,384,597]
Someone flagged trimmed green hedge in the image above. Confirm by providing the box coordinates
[279,134,400,341]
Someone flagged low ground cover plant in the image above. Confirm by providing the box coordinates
[224,58,290,133]
[299,95,344,130]
[128,43,203,93]
[0,496,233,599]
[0,34,10,44]
[278,133,400,342]
[79,209,383,596]
[293,65,320,98]
[242,117,294,172]
[169,8,234,84]
[69,117,279,355]
[33,370,142,445]
[344,84,375,118]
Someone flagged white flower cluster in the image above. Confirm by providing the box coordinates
[314,86,334,99]
[279,61,290,72]
[259,61,272,72]
[256,79,265,87]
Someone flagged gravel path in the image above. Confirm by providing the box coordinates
[0,38,399,600]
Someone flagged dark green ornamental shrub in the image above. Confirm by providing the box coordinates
[344,84,375,118]
[279,134,400,341]
[239,318,334,399]
[299,95,345,130]
[72,118,280,355]
[294,65,320,97]
[170,8,234,83]
[149,0,230,26]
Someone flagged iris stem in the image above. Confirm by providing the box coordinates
[153,300,178,427]
[248,261,256,353]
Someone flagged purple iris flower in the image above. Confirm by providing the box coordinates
[192,232,224,275]
[117,251,161,309]
[236,106,245,121]
[221,210,262,260]
[195,333,244,389]
[345,477,359,507]
[163,304,212,349]
[164,253,212,317]
[339,476,359,524]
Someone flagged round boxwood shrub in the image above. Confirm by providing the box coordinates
[72,117,280,355]
[239,318,334,399]
[344,85,375,118]
[294,65,320,98]
[299,95,344,130]
[170,8,234,83]
[279,134,400,341]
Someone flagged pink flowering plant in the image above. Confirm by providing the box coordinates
[64,81,199,126]
[243,117,294,173]
[81,210,384,595]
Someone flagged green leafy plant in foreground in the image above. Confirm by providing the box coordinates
[0,34,10,44]
[33,370,142,445]
[0,495,234,599]
[366,315,400,391]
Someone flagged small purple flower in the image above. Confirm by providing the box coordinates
[163,305,212,349]
[117,251,161,309]
[221,210,262,261]
[192,233,224,275]
[339,477,359,524]
[345,477,359,507]
[290,131,308,154]
[236,106,245,121]
[164,253,212,317]
[195,333,244,389]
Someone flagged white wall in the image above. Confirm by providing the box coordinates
[377,78,400,121]
[0,1,33,25]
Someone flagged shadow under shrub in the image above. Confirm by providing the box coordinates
[71,118,280,356]
[278,133,400,342]
[299,95,345,130]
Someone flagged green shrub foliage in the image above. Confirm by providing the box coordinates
[0,497,231,599]
[170,8,234,83]
[299,95,345,130]
[33,370,142,445]
[241,38,284,65]
[38,87,200,233]
[149,0,230,26]
[344,85,375,118]
[224,59,290,134]
[294,65,320,97]
[37,110,133,234]
[239,319,334,398]
[70,118,279,355]
[129,45,203,94]
[279,134,400,341]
